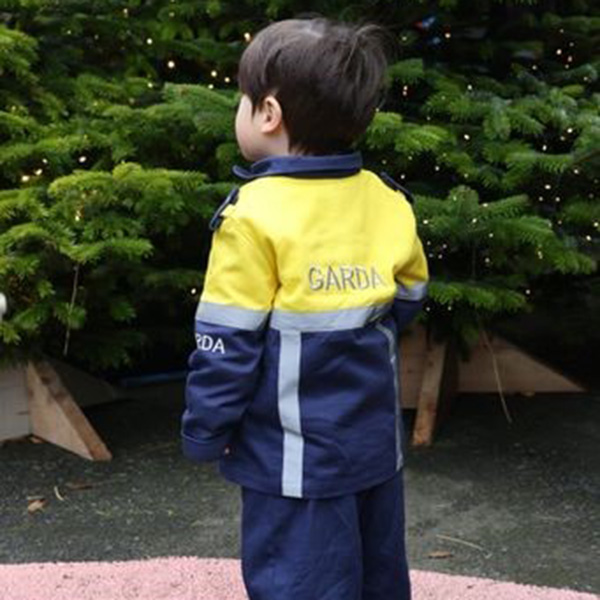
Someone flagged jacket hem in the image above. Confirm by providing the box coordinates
[219,459,404,499]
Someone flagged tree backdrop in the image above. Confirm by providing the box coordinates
[0,0,598,378]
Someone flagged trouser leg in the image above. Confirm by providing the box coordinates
[241,487,363,600]
[359,470,411,600]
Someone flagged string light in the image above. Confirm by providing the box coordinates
[538,196,544,202]
[21,175,30,182]
[211,70,218,78]
[585,235,592,242]
[434,165,440,172]
[463,134,471,141]
[244,32,252,43]
[167,60,176,69]
[556,49,563,56]
[525,289,531,296]
[471,217,478,223]
[146,37,153,45]
[123,8,129,16]
[208,84,215,90]
[224,76,231,83]
[542,144,548,151]
[400,174,406,180]
[444,32,452,39]
[567,56,574,63]
[467,84,473,91]
[75,209,83,222]
[42,158,48,165]
[488,233,494,238]
[191,288,198,295]
[544,184,552,190]
[566,127,574,134]
[34,168,43,176]
[555,197,561,203]
[422,219,430,225]
[79,156,87,163]
[147,82,154,88]
[573,168,580,175]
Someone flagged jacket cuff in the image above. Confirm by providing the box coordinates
[181,432,230,462]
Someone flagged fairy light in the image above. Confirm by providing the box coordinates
[147,82,154,88]
[542,144,548,151]
[79,156,87,163]
[211,70,218,78]
[567,127,574,134]
[555,197,561,203]
[556,49,563,56]
[400,174,406,180]
[244,32,252,43]
[42,158,48,165]
[573,168,580,175]
[444,32,452,39]
[21,175,30,182]
[422,219,430,225]
[123,8,129,16]
[467,84,473,91]
[146,38,153,45]
[585,235,592,242]
[488,232,494,238]
[434,165,440,172]
[224,76,231,83]
[463,133,471,141]
[537,250,544,260]
[544,184,552,190]
[472,217,478,224]
[167,60,176,69]
[538,196,544,202]
[208,84,215,90]
[34,168,43,176]
[191,288,198,295]
[75,209,82,222]
[525,289,531,296]
[567,56,574,63]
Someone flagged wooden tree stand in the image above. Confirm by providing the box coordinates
[400,325,586,446]
[0,326,586,460]
[0,361,112,461]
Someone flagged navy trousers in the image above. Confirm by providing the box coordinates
[241,470,411,600]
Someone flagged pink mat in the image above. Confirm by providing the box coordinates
[0,557,596,600]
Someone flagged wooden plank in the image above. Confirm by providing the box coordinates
[399,326,427,409]
[412,339,448,447]
[26,361,112,461]
[0,367,31,441]
[460,335,585,394]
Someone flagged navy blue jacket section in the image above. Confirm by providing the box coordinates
[181,321,265,462]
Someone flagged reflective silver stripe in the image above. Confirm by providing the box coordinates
[195,301,269,331]
[270,303,391,332]
[376,323,403,471]
[395,281,428,302]
[278,331,304,498]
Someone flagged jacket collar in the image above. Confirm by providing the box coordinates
[232,151,363,180]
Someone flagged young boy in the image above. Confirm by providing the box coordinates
[181,17,428,600]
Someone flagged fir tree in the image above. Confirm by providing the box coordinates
[0,0,597,371]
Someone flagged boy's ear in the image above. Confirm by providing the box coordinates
[259,95,283,134]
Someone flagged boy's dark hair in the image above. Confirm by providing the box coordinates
[238,18,390,155]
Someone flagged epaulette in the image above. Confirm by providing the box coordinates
[208,187,240,231]
[379,171,415,205]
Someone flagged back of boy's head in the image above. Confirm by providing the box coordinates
[238,18,389,155]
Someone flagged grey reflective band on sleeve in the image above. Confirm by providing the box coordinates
[395,281,428,302]
[278,331,304,498]
[269,302,392,332]
[195,301,270,331]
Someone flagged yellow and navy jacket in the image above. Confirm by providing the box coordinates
[181,152,429,499]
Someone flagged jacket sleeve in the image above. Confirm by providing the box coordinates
[181,201,278,462]
[392,217,429,333]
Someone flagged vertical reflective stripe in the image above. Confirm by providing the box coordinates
[376,323,403,470]
[278,331,304,498]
